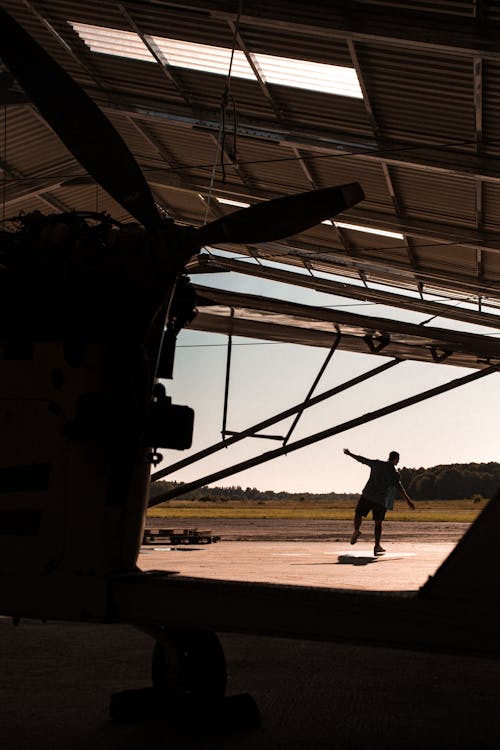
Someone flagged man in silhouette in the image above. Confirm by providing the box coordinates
[344,448,415,555]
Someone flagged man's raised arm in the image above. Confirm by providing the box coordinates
[343,448,373,467]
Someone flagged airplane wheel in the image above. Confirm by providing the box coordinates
[151,628,227,699]
[110,687,161,723]
[186,693,262,735]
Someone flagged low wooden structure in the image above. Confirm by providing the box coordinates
[142,528,221,545]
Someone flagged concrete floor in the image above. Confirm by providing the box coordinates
[1,618,500,749]
[2,532,498,749]
[139,540,454,591]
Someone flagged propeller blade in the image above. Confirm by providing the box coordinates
[196,183,364,247]
[0,8,161,229]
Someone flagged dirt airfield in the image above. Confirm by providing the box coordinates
[143,517,467,543]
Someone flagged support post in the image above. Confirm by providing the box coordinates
[283,331,341,446]
[221,307,234,439]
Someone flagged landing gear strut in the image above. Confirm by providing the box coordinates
[110,627,261,735]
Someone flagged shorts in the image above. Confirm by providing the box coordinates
[355,495,387,521]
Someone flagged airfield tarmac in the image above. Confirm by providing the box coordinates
[139,519,463,591]
[3,521,500,749]
[139,539,454,591]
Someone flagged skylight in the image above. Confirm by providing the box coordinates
[69,22,362,99]
[322,219,403,239]
[253,53,361,97]
[216,200,403,239]
[217,197,251,208]
[152,37,254,79]
[69,22,154,62]
[334,221,404,240]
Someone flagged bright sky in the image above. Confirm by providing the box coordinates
[160,259,500,495]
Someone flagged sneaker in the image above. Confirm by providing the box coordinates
[350,530,361,545]
[374,544,386,555]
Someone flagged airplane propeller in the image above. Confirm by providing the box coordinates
[196,183,364,247]
[0,7,364,247]
[0,7,163,231]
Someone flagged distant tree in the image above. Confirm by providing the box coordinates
[409,472,436,500]
[434,467,461,499]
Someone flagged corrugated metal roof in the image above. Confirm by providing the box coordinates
[2,0,500,328]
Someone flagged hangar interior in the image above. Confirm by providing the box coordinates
[4,5,500,747]
[3,0,500,349]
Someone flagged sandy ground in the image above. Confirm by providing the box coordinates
[3,522,496,749]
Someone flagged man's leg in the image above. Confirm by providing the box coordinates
[350,505,364,544]
[351,512,362,544]
[374,520,385,555]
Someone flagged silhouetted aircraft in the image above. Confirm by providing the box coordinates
[0,5,499,732]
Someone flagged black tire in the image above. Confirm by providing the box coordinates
[151,628,227,699]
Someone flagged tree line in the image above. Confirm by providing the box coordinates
[399,462,500,500]
[149,481,358,503]
[151,461,500,502]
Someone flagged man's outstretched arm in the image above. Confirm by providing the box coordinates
[343,448,373,467]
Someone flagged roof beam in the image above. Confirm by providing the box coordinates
[225,18,283,120]
[381,161,417,268]
[193,255,500,329]
[291,146,317,189]
[21,0,114,93]
[346,38,379,137]
[144,2,500,60]
[343,207,500,255]
[474,56,483,151]
[6,150,500,269]
[7,166,500,259]
[193,283,500,355]
[140,171,500,257]
[126,116,224,222]
[118,3,196,108]
[242,238,500,299]
[116,102,500,185]
[0,73,28,105]
[207,3,500,61]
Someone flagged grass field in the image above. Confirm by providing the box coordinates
[147,498,487,523]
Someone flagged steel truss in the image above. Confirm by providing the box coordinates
[150,362,498,506]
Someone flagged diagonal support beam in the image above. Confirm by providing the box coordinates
[152,359,402,480]
[149,364,498,505]
[221,308,234,438]
[118,4,195,108]
[283,331,341,445]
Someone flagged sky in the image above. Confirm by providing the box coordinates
[159,255,500,495]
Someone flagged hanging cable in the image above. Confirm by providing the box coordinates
[2,103,7,224]
[203,0,243,231]
[220,2,242,183]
